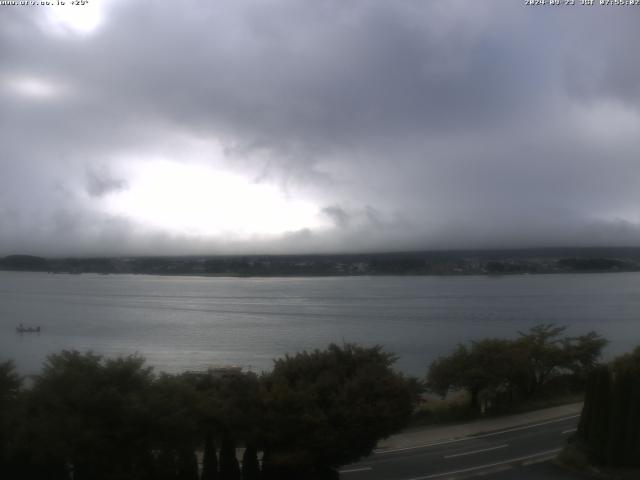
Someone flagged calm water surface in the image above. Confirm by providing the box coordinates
[1,271,639,376]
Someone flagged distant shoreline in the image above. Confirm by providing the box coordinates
[24,271,640,282]
[2,248,640,278]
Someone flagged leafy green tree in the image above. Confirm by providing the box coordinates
[186,369,261,480]
[189,368,266,480]
[0,361,21,400]
[148,373,200,479]
[25,351,156,480]
[426,344,470,399]
[611,345,640,376]
[513,325,607,395]
[427,340,527,411]
[515,324,569,395]
[261,344,419,477]
[427,325,607,412]
[470,339,528,409]
[562,331,608,382]
[0,361,22,475]
[192,370,262,442]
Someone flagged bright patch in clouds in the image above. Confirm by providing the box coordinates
[5,75,62,100]
[104,161,324,237]
[42,1,108,35]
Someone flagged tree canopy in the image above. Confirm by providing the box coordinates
[426,325,607,412]
[0,344,419,479]
[261,343,420,477]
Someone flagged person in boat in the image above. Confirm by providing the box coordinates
[16,324,41,333]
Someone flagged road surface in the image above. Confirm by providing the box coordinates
[340,415,581,479]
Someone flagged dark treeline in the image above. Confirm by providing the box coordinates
[426,324,607,413]
[3,247,640,276]
[0,344,420,480]
[573,346,640,469]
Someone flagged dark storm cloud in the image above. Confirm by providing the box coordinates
[1,0,640,255]
[86,167,127,198]
[322,206,351,229]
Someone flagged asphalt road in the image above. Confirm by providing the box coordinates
[478,460,588,479]
[339,415,581,480]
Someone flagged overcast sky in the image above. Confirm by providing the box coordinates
[1,0,639,256]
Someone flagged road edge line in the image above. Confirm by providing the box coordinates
[443,443,508,459]
[375,415,579,455]
[406,448,562,480]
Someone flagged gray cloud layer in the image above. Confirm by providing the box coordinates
[1,0,640,256]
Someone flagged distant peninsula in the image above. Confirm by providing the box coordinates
[2,248,640,277]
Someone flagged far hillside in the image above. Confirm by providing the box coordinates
[2,247,640,277]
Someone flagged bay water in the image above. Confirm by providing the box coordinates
[1,271,639,377]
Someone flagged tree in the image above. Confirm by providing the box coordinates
[608,346,640,467]
[576,365,611,464]
[176,448,199,480]
[611,345,640,377]
[469,339,527,410]
[575,346,640,468]
[187,369,262,480]
[427,325,608,412]
[515,324,568,395]
[0,361,21,400]
[563,331,608,383]
[427,340,526,412]
[426,344,470,399]
[241,445,260,480]
[260,344,419,477]
[219,433,241,480]
[0,361,22,475]
[201,433,219,480]
[24,350,157,480]
[148,373,200,479]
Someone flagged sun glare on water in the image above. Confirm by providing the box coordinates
[104,161,323,238]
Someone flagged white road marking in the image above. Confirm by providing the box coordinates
[406,448,562,479]
[339,466,373,474]
[561,428,577,434]
[443,443,508,459]
[376,415,580,455]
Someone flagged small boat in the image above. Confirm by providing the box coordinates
[16,325,41,334]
